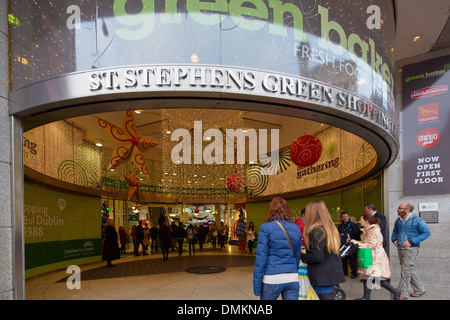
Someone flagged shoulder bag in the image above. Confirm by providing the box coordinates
[274,220,294,255]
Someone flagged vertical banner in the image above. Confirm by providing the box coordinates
[402,55,450,196]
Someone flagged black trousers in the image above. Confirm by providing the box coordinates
[177,238,184,255]
[341,252,357,275]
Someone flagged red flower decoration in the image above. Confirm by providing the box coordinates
[289,135,322,167]
[227,175,245,193]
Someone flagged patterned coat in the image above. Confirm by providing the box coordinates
[356,224,391,279]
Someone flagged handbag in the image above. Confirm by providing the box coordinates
[357,229,374,268]
[340,241,359,257]
[298,261,319,300]
[275,221,318,300]
[357,248,373,268]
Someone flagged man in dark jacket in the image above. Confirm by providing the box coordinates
[134,220,148,256]
[149,223,160,252]
[172,221,186,256]
[338,212,361,279]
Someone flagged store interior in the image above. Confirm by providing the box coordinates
[23,107,381,263]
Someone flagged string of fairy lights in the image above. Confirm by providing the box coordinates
[160,109,246,198]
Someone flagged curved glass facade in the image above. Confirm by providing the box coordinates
[10,0,395,115]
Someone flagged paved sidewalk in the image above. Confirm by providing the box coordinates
[25,245,450,300]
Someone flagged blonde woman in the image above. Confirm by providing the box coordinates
[301,200,345,300]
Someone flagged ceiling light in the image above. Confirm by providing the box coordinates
[110,168,116,172]
[166,130,172,134]
[191,54,199,63]
[95,139,103,147]
[134,110,142,114]
[413,35,421,42]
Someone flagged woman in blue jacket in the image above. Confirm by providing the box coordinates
[253,197,302,300]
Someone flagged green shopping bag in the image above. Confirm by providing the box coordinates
[357,248,373,268]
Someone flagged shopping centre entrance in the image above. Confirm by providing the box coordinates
[8,0,399,299]
[22,107,386,280]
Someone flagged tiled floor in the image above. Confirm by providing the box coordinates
[25,244,450,300]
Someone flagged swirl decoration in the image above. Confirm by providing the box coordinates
[75,142,100,187]
[259,146,291,175]
[355,142,376,170]
[289,135,322,167]
[248,165,269,196]
[58,160,88,186]
[93,110,158,177]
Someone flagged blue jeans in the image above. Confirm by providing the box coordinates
[260,282,299,300]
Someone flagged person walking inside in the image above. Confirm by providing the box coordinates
[159,222,172,262]
[349,212,401,300]
[253,197,302,300]
[173,221,186,256]
[338,212,360,278]
[301,200,345,300]
[134,220,148,256]
[218,221,227,249]
[210,222,218,249]
[102,219,120,267]
[197,224,207,250]
[186,224,197,255]
[247,221,256,255]
[150,223,160,252]
[392,202,431,299]
[118,226,128,254]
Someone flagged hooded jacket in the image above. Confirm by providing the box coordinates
[253,220,302,296]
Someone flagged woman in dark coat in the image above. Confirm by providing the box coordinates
[118,226,128,253]
[159,222,172,262]
[102,219,120,267]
